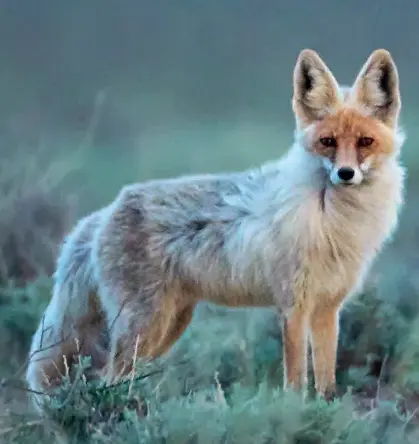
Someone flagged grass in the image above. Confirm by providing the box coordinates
[0,277,418,443]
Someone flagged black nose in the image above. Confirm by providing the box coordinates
[337,167,355,181]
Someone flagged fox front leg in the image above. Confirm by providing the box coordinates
[309,304,339,400]
[281,307,309,393]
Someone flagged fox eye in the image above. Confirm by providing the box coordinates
[319,137,337,148]
[358,137,374,148]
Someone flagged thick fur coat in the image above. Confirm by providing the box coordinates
[26,48,405,412]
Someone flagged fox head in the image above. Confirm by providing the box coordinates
[292,48,404,186]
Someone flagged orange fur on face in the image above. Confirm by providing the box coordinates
[308,108,395,171]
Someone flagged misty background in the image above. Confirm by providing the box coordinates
[0,0,419,286]
[2,3,419,437]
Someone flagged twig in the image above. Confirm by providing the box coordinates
[376,354,388,404]
[404,405,419,437]
[0,420,43,437]
[214,371,228,408]
[96,357,192,393]
[12,329,72,379]
[128,334,141,398]
[78,89,107,152]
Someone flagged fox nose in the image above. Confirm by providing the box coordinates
[337,167,355,182]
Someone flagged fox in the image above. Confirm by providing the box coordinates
[26,48,405,412]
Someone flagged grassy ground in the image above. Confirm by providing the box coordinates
[1,279,419,443]
[1,118,419,443]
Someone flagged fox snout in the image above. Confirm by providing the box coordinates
[331,166,362,185]
[319,138,367,185]
[322,158,364,186]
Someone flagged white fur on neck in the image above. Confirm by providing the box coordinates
[228,137,404,307]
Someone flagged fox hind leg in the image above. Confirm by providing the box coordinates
[104,292,195,384]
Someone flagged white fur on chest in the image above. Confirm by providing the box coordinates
[237,152,404,311]
[286,164,402,309]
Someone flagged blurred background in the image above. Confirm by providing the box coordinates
[1,1,419,441]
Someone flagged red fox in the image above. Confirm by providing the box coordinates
[26,48,405,411]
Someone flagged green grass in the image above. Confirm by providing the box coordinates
[0,278,419,443]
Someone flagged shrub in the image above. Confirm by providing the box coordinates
[0,147,77,286]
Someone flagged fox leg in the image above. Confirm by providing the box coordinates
[145,304,195,357]
[104,294,195,383]
[309,304,339,399]
[282,308,309,392]
[103,302,147,383]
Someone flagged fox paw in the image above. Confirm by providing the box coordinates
[323,386,337,403]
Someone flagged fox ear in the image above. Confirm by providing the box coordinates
[351,49,401,127]
[292,49,341,127]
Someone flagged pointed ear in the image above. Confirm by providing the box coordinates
[351,49,401,127]
[292,49,341,127]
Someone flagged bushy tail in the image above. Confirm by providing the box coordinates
[25,210,108,412]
